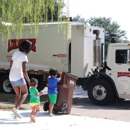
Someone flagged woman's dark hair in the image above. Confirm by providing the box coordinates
[19,40,32,54]
[49,69,58,76]
[30,78,38,87]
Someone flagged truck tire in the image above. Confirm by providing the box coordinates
[0,75,14,94]
[88,79,115,105]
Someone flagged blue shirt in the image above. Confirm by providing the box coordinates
[47,77,60,94]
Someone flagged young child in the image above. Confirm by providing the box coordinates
[29,78,44,122]
[47,69,62,116]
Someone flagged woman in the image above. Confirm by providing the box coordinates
[9,40,31,119]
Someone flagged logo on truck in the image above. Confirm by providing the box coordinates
[7,38,36,52]
[117,72,130,77]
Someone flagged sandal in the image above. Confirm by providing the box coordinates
[30,115,36,123]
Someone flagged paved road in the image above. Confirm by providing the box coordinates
[72,86,130,122]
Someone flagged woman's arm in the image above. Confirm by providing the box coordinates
[22,61,30,85]
[10,60,13,69]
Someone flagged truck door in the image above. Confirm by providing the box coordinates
[112,47,130,99]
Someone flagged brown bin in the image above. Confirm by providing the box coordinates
[43,72,78,114]
[54,72,78,114]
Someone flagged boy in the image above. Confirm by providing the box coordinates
[47,69,62,116]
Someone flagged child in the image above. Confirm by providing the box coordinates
[47,69,62,117]
[29,78,44,122]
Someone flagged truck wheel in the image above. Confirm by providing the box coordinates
[88,79,115,105]
[0,75,13,93]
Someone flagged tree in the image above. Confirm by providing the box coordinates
[0,0,69,38]
[72,15,86,23]
[87,17,127,42]
[72,15,129,57]
[87,17,128,57]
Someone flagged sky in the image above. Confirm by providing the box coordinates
[67,0,130,40]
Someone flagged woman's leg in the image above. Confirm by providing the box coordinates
[13,87,21,109]
[16,84,28,109]
[12,86,23,118]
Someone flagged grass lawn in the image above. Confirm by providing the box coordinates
[0,93,48,104]
[0,105,26,110]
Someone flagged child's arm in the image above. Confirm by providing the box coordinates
[58,72,62,80]
[35,91,44,97]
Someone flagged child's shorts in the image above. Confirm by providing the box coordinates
[48,94,57,104]
[29,103,39,107]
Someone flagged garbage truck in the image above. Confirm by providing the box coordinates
[0,22,130,105]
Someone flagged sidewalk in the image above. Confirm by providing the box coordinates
[0,109,130,130]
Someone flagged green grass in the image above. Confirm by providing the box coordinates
[0,93,48,104]
[0,105,26,110]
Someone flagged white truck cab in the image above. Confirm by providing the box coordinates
[83,42,130,105]
[107,43,130,99]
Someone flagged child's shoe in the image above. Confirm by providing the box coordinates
[49,113,54,117]
[30,115,36,123]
